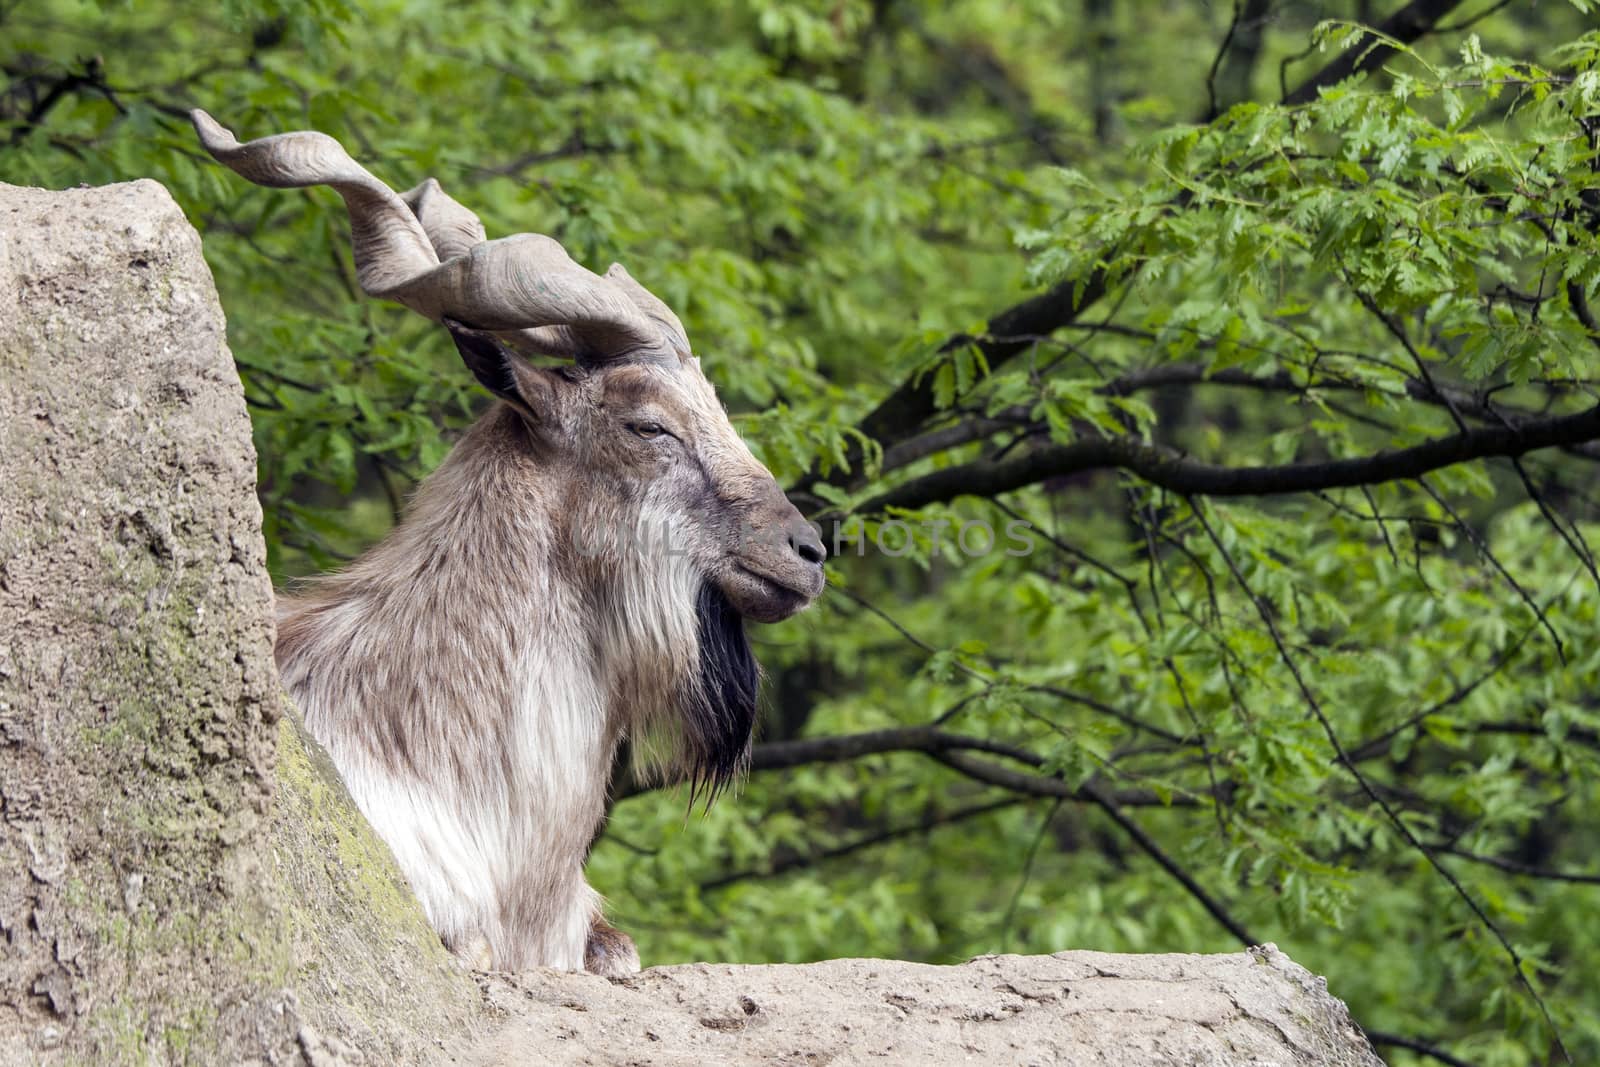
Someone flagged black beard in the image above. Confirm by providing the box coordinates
[683,581,760,801]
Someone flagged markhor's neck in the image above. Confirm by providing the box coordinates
[283,404,760,793]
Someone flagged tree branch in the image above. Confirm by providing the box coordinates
[1344,620,1538,763]
[752,725,1036,773]
[881,356,1596,475]
[815,0,1476,489]
[1440,846,1600,886]
[1365,1030,1476,1067]
[1204,0,1274,122]
[930,750,1215,809]
[700,798,1022,892]
[1078,780,1259,947]
[881,411,1031,472]
[617,724,1213,807]
[1282,0,1470,107]
[1470,720,1600,750]
[1190,498,1572,1063]
[817,0,1470,496]
[859,403,1600,512]
[813,269,1113,490]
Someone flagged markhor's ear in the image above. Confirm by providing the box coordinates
[444,318,561,423]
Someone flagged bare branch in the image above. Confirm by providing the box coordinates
[1469,720,1600,751]
[1204,0,1274,122]
[1506,455,1600,593]
[1353,290,1468,432]
[1078,779,1258,947]
[857,403,1600,512]
[1282,0,1470,107]
[752,725,1037,773]
[1441,846,1600,886]
[1416,478,1566,664]
[1365,1030,1477,1067]
[616,724,1209,807]
[1344,619,1540,762]
[882,411,1031,472]
[931,751,1222,812]
[1433,0,1518,34]
[825,584,990,685]
[1000,799,1063,950]
[700,798,1023,892]
[1569,280,1600,352]
[936,347,1591,444]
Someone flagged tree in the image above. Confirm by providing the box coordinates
[6,2,1600,1063]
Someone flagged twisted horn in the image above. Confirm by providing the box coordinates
[397,176,589,361]
[399,178,485,263]
[605,263,690,357]
[191,110,675,364]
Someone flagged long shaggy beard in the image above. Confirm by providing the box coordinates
[681,581,759,802]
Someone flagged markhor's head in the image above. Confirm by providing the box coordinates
[192,110,824,787]
[447,324,825,626]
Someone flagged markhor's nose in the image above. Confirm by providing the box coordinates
[788,518,826,565]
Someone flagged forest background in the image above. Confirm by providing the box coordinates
[6,1,1600,1064]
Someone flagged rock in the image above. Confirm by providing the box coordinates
[0,178,1385,1066]
[466,944,1381,1066]
[0,179,482,1066]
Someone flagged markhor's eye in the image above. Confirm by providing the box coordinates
[630,421,666,440]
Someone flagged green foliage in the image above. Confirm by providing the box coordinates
[9,3,1600,1064]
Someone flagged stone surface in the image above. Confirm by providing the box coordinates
[466,945,1383,1066]
[0,179,482,1065]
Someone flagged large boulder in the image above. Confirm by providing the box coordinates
[467,945,1382,1066]
[0,179,482,1065]
[0,179,1384,1067]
